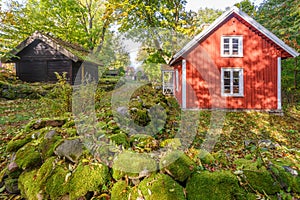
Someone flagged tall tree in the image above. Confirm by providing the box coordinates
[0,0,117,55]
[256,0,300,103]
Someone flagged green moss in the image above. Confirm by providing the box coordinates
[198,149,215,164]
[45,165,69,199]
[36,157,56,184]
[234,158,261,170]
[160,138,181,149]
[243,169,281,195]
[111,180,131,200]
[110,133,129,148]
[15,143,42,170]
[18,169,41,200]
[138,173,185,200]
[6,134,32,152]
[38,135,62,159]
[129,134,158,151]
[69,162,109,200]
[269,165,300,193]
[112,151,157,180]
[160,150,195,182]
[186,171,241,200]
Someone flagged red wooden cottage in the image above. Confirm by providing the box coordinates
[168,6,299,111]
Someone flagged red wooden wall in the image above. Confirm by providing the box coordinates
[174,14,286,110]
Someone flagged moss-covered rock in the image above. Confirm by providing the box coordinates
[6,133,32,153]
[18,169,41,200]
[4,178,19,194]
[269,164,300,193]
[110,133,129,148]
[112,151,157,180]
[15,143,42,170]
[69,162,109,200]
[138,173,185,200]
[111,180,132,200]
[186,171,242,200]
[160,150,195,182]
[45,165,69,199]
[39,133,63,160]
[243,169,281,195]
[234,158,260,170]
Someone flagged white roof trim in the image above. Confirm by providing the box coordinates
[170,6,299,65]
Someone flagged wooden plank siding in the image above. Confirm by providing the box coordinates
[175,15,284,110]
[14,39,74,83]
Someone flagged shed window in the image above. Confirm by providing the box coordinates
[221,68,243,96]
[221,36,243,57]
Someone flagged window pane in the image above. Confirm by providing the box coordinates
[233,71,239,78]
[224,78,230,85]
[224,38,230,44]
[233,78,239,86]
[232,38,239,44]
[233,86,240,93]
[224,86,231,93]
[224,71,231,78]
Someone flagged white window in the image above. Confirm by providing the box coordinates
[221,36,243,57]
[221,68,244,96]
[175,69,179,91]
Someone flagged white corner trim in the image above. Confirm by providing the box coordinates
[277,57,282,110]
[182,60,187,109]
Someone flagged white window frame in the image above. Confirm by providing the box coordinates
[175,69,179,91]
[221,68,244,97]
[221,36,243,57]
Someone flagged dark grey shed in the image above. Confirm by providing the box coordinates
[3,31,101,84]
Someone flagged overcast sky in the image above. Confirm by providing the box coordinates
[186,0,264,11]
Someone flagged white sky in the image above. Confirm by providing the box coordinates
[186,0,264,11]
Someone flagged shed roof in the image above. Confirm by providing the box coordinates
[3,31,102,65]
[170,6,299,65]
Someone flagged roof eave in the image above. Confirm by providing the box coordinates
[7,31,80,62]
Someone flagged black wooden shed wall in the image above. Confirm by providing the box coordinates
[14,39,76,83]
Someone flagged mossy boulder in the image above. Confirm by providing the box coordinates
[110,180,139,200]
[112,151,157,180]
[138,173,185,200]
[69,162,110,199]
[234,158,260,170]
[110,133,129,148]
[15,143,42,170]
[45,165,69,199]
[186,171,243,200]
[269,164,300,193]
[243,169,281,195]
[160,150,195,182]
[6,133,32,153]
[18,169,41,199]
[4,178,19,194]
[18,157,67,199]
[54,138,83,163]
[38,131,63,160]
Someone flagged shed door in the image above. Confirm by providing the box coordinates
[18,61,47,82]
[47,60,71,82]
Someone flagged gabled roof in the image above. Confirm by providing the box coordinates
[170,6,299,65]
[4,31,101,65]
